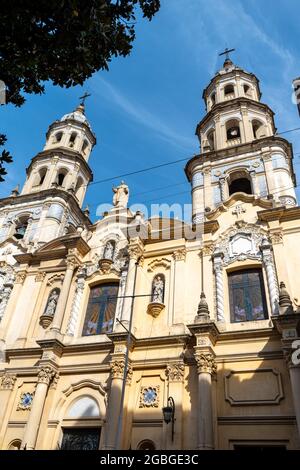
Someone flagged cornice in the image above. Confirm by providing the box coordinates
[0,188,92,225]
[257,205,300,222]
[26,149,93,180]
[202,68,261,100]
[196,97,275,135]
[185,136,295,182]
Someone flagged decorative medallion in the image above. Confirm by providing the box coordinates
[139,386,160,408]
[17,392,34,410]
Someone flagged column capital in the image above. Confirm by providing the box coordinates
[173,248,186,262]
[15,271,27,285]
[0,372,17,390]
[127,238,144,260]
[165,362,185,382]
[37,366,57,386]
[195,353,217,376]
[110,359,130,380]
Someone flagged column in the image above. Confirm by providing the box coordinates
[250,170,259,196]
[50,254,77,333]
[195,353,216,450]
[0,373,17,444]
[65,268,86,336]
[103,359,127,450]
[0,270,26,345]
[262,151,275,195]
[203,168,212,210]
[165,362,185,449]
[212,251,225,322]
[121,240,143,326]
[288,359,300,437]
[219,177,226,202]
[260,240,279,315]
[21,366,57,450]
[172,249,186,329]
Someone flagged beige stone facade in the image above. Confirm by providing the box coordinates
[0,58,300,450]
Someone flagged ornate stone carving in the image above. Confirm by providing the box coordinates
[35,271,46,282]
[126,364,133,385]
[17,392,34,410]
[110,360,126,379]
[260,239,279,314]
[47,273,65,286]
[98,258,113,274]
[212,251,225,322]
[147,258,171,272]
[270,231,283,245]
[166,363,185,382]
[173,248,186,262]
[1,373,17,390]
[202,244,214,256]
[40,288,60,329]
[15,272,26,284]
[112,181,129,209]
[139,386,160,408]
[147,302,165,318]
[127,243,143,261]
[37,366,56,386]
[195,353,217,376]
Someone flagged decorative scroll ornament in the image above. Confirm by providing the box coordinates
[0,373,17,390]
[195,353,217,376]
[139,386,160,408]
[17,392,34,410]
[166,363,185,382]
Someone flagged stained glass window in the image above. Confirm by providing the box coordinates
[60,428,100,450]
[82,283,119,336]
[228,269,268,322]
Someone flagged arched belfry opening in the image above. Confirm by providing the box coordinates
[228,171,252,196]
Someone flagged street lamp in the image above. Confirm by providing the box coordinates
[162,396,175,441]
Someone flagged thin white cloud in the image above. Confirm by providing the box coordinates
[90,75,197,152]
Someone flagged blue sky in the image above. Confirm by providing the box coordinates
[1,0,300,222]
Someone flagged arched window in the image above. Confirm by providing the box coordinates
[53,132,63,144]
[137,440,156,450]
[207,129,215,151]
[82,283,119,336]
[69,132,77,148]
[224,83,235,98]
[103,240,116,260]
[38,167,47,186]
[7,439,22,450]
[228,269,268,322]
[14,216,29,239]
[226,119,241,141]
[228,171,252,196]
[82,139,89,155]
[151,274,165,303]
[43,288,60,317]
[243,84,252,97]
[252,120,266,139]
[57,169,68,187]
[210,92,216,107]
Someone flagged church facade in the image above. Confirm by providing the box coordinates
[0,57,300,450]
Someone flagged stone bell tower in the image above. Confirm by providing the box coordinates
[0,100,95,247]
[185,51,297,222]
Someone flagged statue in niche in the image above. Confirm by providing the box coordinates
[44,289,60,317]
[103,241,115,260]
[112,181,129,209]
[151,275,165,303]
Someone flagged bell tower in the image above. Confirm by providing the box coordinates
[0,101,95,247]
[185,51,297,222]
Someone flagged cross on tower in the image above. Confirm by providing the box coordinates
[219,47,235,61]
[79,92,91,106]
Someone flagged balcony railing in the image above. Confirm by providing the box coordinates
[227,137,241,147]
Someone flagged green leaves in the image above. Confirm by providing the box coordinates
[0,134,13,183]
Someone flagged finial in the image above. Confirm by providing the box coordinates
[79,91,91,107]
[219,47,235,67]
[195,291,210,322]
[11,184,19,197]
[279,281,294,315]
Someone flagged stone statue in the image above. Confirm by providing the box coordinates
[103,241,115,260]
[44,289,60,317]
[112,181,129,209]
[152,275,164,303]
